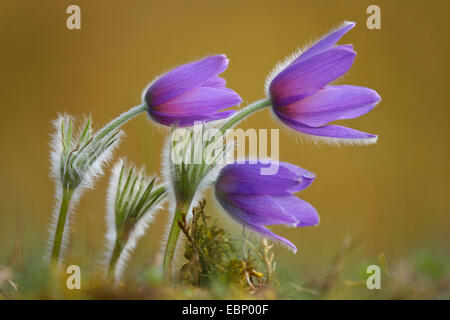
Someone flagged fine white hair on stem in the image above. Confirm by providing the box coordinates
[103,159,166,283]
[102,159,123,275]
[46,114,123,265]
[45,184,82,264]
[48,114,124,193]
[159,122,234,275]
[159,134,183,274]
[264,21,356,95]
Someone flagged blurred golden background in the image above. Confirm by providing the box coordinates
[0,0,449,286]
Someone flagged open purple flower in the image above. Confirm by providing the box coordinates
[143,55,242,127]
[214,160,319,253]
[267,22,381,144]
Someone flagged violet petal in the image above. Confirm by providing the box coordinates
[294,22,356,63]
[154,86,242,115]
[145,55,228,106]
[216,193,300,226]
[243,222,298,253]
[270,46,356,107]
[277,85,381,127]
[276,111,377,141]
[148,109,236,127]
[216,161,315,195]
[273,195,319,227]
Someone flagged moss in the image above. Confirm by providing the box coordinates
[177,200,275,294]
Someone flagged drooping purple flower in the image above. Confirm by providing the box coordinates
[143,55,242,127]
[214,160,319,253]
[267,22,381,144]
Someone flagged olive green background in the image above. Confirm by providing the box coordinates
[0,1,448,281]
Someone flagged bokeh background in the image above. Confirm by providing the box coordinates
[1,0,449,298]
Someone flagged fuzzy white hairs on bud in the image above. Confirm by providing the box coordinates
[46,114,123,265]
[159,122,234,272]
[103,159,167,283]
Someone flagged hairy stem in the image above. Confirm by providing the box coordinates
[108,237,123,279]
[91,104,148,146]
[163,201,190,282]
[162,99,271,281]
[219,98,271,134]
[51,187,73,267]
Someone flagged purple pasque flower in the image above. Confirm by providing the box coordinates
[143,55,242,127]
[214,160,319,253]
[267,22,381,144]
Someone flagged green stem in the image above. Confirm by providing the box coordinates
[108,238,123,279]
[51,187,73,267]
[108,222,136,280]
[91,104,148,146]
[163,202,190,282]
[219,98,271,134]
[162,99,271,281]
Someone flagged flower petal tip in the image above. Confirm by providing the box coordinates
[144,55,240,127]
[343,21,356,28]
[285,240,298,254]
[273,235,298,254]
[216,54,229,66]
[292,130,379,146]
[317,134,378,146]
